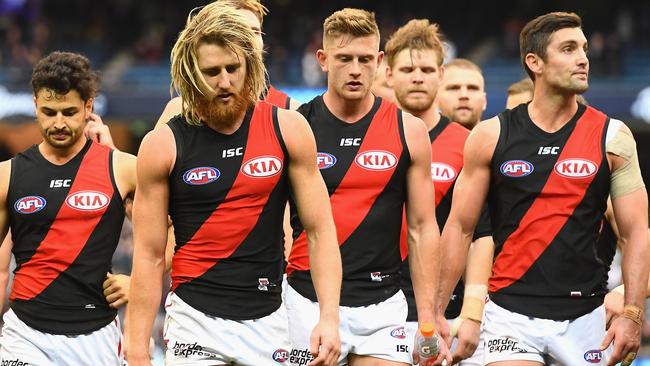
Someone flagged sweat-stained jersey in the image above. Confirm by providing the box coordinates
[168,101,289,320]
[8,140,123,334]
[488,103,612,320]
[287,96,409,307]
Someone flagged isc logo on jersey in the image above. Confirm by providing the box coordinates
[431,162,457,182]
[317,152,336,169]
[554,158,598,178]
[14,196,46,214]
[390,326,406,339]
[242,156,282,178]
[183,167,220,185]
[583,350,602,363]
[355,150,397,171]
[66,191,110,211]
[272,349,289,363]
[500,160,534,177]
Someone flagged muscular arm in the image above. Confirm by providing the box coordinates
[127,126,175,362]
[155,97,183,128]
[0,161,12,313]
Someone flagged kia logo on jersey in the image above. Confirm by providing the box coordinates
[241,156,283,178]
[500,160,534,177]
[583,349,602,363]
[183,167,220,185]
[554,158,598,178]
[355,150,397,171]
[66,191,110,211]
[317,152,337,169]
[272,349,289,363]
[14,196,46,214]
[390,326,406,339]
[431,162,457,182]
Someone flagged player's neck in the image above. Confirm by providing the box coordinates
[528,84,579,133]
[322,90,375,124]
[404,104,440,131]
[39,136,88,166]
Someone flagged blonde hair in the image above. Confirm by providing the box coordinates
[444,58,483,74]
[385,19,445,68]
[507,78,534,96]
[171,2,266,125]
[217,0,268,25]
[322,8,379,47]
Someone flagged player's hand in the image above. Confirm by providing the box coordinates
[103,272,130,308]
[84,113,117,150]
[435,312,451,346]
[412,331,452,366]
[307,318,340,366]
[604,290,624,329]
[600,316,641,366]
[125,353,152,366]
[451,318,481,364]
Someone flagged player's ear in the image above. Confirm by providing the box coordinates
[316,49,328,72]
[84,98,94,116]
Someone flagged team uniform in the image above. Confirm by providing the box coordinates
[286,96,410,365]
[1,140,124,365]
[164,101,292,365]
[484,103,617,365]
[264,85,293,110]
[399,116,490,365]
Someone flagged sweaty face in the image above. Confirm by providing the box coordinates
[35,89,91,149]
[538,27,589,94]
[238,9,264,51]
[371,60,395,103]
[195,42,249,125]
[319,34,381,102]
[389,48,442,114]
[437,66,486,129]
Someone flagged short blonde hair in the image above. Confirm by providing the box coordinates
[171,2,266,125]
[385,19,445,68]
[322,8,379,47]
[507,78,534,96]
[444,58,483,74]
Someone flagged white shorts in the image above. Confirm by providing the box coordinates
[285,285,410,366]
[163,292,291,365]
[0,308,123,366]
[483,300,613,365]
[405,319,483,366]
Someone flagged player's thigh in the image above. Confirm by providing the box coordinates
[348,354,409,366]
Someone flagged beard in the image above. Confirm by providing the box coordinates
[396,92,435,113]
[43,126,82,148]
[195,87,249,126]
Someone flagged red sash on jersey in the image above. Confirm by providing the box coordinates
[265,85,290,109]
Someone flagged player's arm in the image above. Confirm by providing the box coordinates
[278,108,341,365]
[155,97,183,128]
[288,97,303,111]
[601,123,649,366]
[0,160,12,312]
[436,118,498,335]
[127,126,175,365]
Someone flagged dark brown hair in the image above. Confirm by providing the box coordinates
[31,51,100,101]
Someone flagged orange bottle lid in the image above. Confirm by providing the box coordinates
[420,322,435,337]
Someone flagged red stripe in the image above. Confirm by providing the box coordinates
[288,100,402,274]
[11,143,113,300]
[265,85,289,109]
[172,102,283,288]
[489,107,607,292]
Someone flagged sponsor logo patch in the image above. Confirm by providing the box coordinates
[500,160,534,178]
[554,158,598,178]
[487,338,527,353]
[183,167,220,185]
[241,156,283,178]
[583,349,602,363]
[355,150,397,171]
[288,349,314,366]
[272,349,289,363]
[390,326,406,339]
[1,359,30,366]
[431,162,457,182]
[14,196,46,214]
[66,191,110,211]
[172,342,216,358]
[317,152,337,169]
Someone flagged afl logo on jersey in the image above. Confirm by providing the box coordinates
[500,160,534,177]
[241,156,282,178]
[431,162,457,182]
[317,152,337,169]
[355,150,397,171]
[390,326,407,339]
[14,196,46,214]
[66,191,110,211]
[554,158,598,178]
[183,167,220,185]
[272,349,289,363]
[583,349,602,363]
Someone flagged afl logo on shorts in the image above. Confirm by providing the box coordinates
[241,156,282,178]
[431,162,457,182]
[183,167,220,185]
[272,349,289,363]
[554,158,598,178]
[317,152,337,169]
[583,349,602,363]
[500,160,534,177]
[355,150,397,171]
[66,191,110,211]
[14,196,46,214]
[390,326,406,339]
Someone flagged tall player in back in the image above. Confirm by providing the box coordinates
[437,12,648,366]
[286,9,451,366]
[0,51,136,365]
[127,4,341,366]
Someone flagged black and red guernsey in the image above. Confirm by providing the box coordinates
[399,117,491,321]
[8,140,124,334]
[287,96,409,306]
[168,101,289,320]
[265,85,292,110]
[489,103,612,320]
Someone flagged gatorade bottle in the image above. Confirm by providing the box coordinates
[416,322,440,363]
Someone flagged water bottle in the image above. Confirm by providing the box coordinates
[416,322,439,363]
